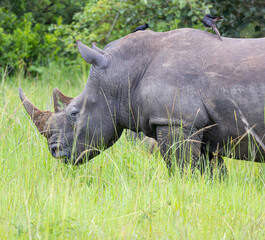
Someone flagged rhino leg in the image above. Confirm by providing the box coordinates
[199,145,228,178]
[156,125,202,171]
[125,130,157,153]
[209,153,228,178]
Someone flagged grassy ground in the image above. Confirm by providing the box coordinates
[1,64,265,239]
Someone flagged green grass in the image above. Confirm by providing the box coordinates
[1,64,265,239]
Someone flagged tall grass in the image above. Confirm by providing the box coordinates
[1,64,265,239]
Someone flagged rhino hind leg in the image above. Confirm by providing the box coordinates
[200,145,228,178]
[209,153,228,178]
[156,125,203,171]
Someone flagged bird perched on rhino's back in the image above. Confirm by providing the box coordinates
[132,23,150,33]
[202,14,223,41]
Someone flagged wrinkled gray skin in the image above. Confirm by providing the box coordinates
[20,28,265,167]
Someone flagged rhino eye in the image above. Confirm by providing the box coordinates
[71,110,79,116]
[69,110,79,122]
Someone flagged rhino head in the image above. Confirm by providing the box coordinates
[19,40,122,164]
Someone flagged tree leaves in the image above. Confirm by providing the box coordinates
[0,0,264,72]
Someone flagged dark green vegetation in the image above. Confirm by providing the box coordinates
[1,0,264,72]
[1,65,265,239]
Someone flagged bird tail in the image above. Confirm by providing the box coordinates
[212,26,222,41]
[213,16,224,21]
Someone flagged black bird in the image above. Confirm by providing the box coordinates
[202,14,223,41]
[132,23,150,33]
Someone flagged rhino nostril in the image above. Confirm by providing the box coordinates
[50,145,61,158]
[51,146,56,157]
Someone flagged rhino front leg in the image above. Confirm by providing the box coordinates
[156,125,202,171]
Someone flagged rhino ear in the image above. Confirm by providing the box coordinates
[53,88,73,112]
[91,42,105,55]
[76,40,108,68]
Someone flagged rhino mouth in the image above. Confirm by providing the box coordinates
[49,143,71,159]
[51,147,99,165]
[49,139,101,165]
[49,145,81,165]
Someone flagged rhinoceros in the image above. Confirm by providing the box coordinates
[19,28,265,170]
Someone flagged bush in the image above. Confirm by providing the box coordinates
[0,0,84,71]
[0,0,264,73]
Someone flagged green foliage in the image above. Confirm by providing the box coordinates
[0,0,84,70]
[59,0,211,50]
[0,0,264,72]
[206,0,265,38]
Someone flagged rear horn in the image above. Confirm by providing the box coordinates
[53,88,73,112]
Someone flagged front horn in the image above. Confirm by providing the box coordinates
[19,87,52,136]
[76,40,108,68]
[53,88,73,112]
